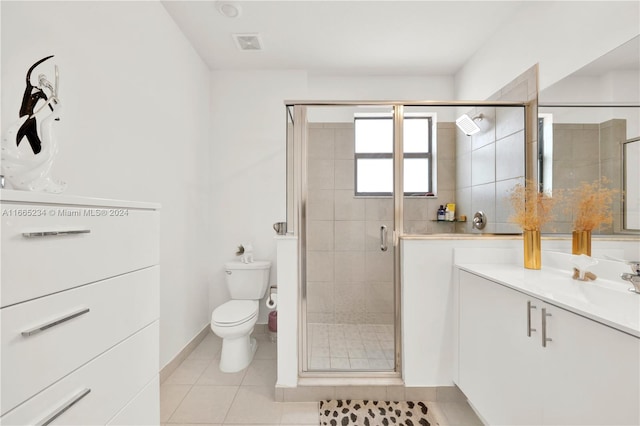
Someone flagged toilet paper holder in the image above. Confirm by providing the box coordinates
[266,285,277,308]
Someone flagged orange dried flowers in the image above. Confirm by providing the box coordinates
[566,178,618,231]
[508,180,559,231]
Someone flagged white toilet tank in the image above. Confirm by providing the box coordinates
[224,260,271,300]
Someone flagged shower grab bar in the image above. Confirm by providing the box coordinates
[380,225,388,252]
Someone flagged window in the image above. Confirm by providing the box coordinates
[354,114,434,196]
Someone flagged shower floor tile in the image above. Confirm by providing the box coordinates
[308,322,395,371]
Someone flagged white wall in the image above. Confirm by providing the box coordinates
[209,70,307,323]
[307,74,454,100]
[455,1,640,100]
[1,1,211,369]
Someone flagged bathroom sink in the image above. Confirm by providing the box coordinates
[550,276,639,328]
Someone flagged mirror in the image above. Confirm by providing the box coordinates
[624,138,640,230]
[539,36,640,234]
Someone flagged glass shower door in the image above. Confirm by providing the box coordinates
[303,105,397,373]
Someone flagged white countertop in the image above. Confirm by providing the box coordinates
[0,189,160,210]
[457,263,640,338]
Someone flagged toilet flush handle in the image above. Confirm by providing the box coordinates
[226,270,232,275]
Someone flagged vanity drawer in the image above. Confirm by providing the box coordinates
[0,266,159,415]
[0,321,158,426]
[107,376,159,426]
[0,203,159,307]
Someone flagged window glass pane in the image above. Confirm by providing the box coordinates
[355,119,393,153]
[357,158,393,193]
[404,158,430,193]
[404,118,430,153]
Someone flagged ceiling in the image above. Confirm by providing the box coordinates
[162,1,527,75]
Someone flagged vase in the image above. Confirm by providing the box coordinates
[523,230,541,270]
[572,230,591,256]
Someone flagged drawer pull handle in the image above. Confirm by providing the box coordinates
[542,308,553,348]
[527,300,537,337]
[37,388,91,426]
[22,229,91,238]
[22,308,91,337]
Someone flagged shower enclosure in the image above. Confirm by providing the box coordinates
[286,101,527,376]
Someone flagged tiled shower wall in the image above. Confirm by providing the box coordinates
[306,122,394,325]
[548,119,625,233]
[455,66,536,234]
[305,121,456,325]
[455,106,526,234]
[404,122,458,235]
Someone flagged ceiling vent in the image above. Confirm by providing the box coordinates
[233,33,262,51]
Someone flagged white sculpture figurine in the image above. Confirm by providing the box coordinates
[1,56,66,193]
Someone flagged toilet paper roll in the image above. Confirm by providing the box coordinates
[265,294,277,309]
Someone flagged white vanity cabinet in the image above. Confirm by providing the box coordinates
[457,269,640,426]
[0,190,160,426]
[458,271,542,425]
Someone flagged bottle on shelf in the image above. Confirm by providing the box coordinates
[446,203,456,221]
[437,205,445,221]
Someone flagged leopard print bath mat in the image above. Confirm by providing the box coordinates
[319,400,433,426]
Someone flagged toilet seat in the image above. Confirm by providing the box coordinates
[212,300,258,327]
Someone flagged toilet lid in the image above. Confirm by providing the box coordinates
[212,300,258,325]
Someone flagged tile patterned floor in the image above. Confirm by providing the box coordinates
[308,323,395,371]
[160,329,484,425]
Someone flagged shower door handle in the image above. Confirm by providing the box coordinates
[380,225,388,252]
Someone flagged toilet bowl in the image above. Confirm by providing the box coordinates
[211,300,259,372]
[210,260,271,373]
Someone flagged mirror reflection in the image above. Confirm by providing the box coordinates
[539,36,639,234]
[624,138,640,230]
[537,105,639,233]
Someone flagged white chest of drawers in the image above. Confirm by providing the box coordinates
[0,190,160,426]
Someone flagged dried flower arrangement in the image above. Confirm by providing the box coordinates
[508,179,559,230]
[565,178,619,231]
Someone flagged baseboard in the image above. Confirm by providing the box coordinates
[276,384,466,403]
[159,324,210,384]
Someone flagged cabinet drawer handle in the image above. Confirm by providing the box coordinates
[21,308,91,337]
[37,388,91,426]
[22,229,91,238]
[542,308,552,348]
[527,300,537,336]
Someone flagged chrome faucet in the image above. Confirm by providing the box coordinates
[621,261,640,294]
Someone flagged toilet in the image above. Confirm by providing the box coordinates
[211,260,271,372]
